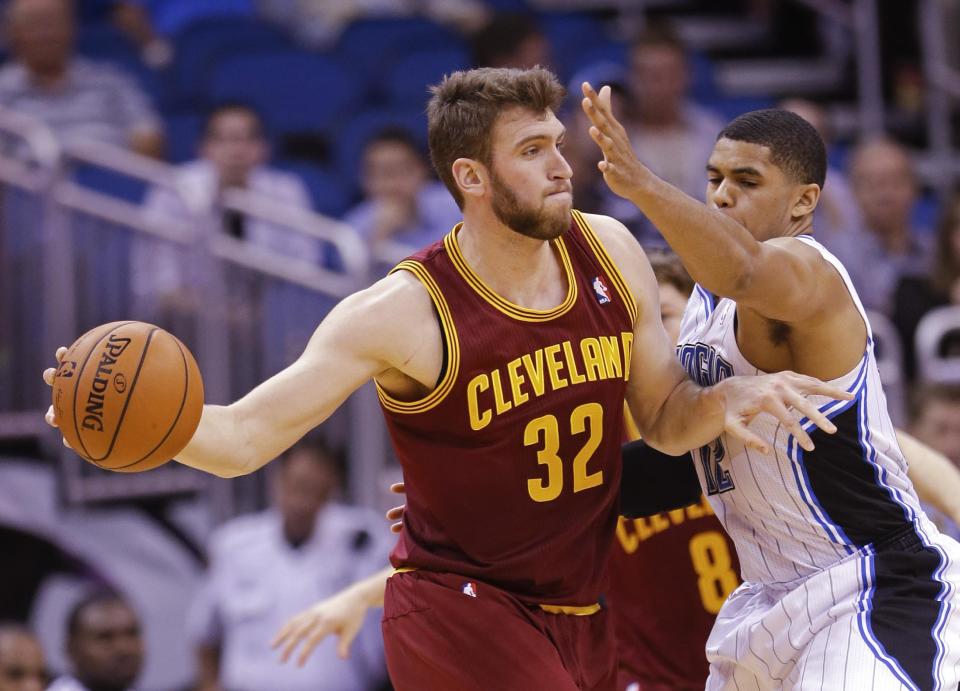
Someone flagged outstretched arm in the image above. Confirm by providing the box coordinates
[273,566,392,665]
[586,215,851,455]
[580,83,837,325]
[898,429,960,525]
[43,272,438,477]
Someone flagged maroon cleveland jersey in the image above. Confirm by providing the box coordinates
[380,210,636,607]
[608,414,741,690]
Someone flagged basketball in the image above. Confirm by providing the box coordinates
[51,321,204,473]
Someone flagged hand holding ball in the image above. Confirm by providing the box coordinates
[50,321,204,472]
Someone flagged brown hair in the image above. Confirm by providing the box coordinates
[647,248,694,298]
[933,190,960,294]
[426,66,565,208]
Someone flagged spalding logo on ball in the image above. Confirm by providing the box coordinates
[52,321,204,473]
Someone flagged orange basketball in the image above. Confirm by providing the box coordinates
[51,321,204,473]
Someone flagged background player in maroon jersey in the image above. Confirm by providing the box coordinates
[45,67,849,691]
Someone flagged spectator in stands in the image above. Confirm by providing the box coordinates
[343,126,460,267]
[471,13,551,71]
[0,0,163,157]
[623,24,723,201]
[910,383,960,539]
[47,592,144,691]
[0,624,45,691]
[256,0,487,50]
[190,441,390,691]
[893,190,960,379]
[134,102,316,318]
[779,97,860,247]
[829,136,933,314]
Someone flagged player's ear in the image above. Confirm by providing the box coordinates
[791,182,820,219]
[452,158,486,201]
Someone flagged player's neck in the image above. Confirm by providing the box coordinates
[458,211,568,311]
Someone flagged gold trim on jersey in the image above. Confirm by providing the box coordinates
[376,260,460,414]
[538,603,602,616]
[444,224,578,322]
[571,210,639,325]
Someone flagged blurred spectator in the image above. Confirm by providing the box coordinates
[562,66,628,217]
[829,137,932,314]
[343,126,460,267]
[608,23,723,244]
[0,0,163,157]
[647,248,694,346]
[778,98,860,247]
[134,102,316,317]
[0,624,45,691]
[893,190,960,379]
[189,441,391,691]
[910,383,960,539]
[471,13,551,70]
[47,592,143,691]
[107,1,173,69]
[256,0,487,50]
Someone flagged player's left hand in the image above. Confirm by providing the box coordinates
[580,82,649,201]
[714,371,854,454]
[273,585,371,665]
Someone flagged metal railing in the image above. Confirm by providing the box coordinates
[920,0,960,200]
[0,109,388,516]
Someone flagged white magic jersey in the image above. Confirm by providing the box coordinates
[677,235,923,585]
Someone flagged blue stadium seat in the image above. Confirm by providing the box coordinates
[335,18,465,88]
[76,22,139,62]
[146,0,255,36]
[164,111,204,163]
[383,48,470,107]
[333,107,428,186]
[209,52,362,135]
[541,12,611,80]
[276,161,355,217]
[170,17,291,106]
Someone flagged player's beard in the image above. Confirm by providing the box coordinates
[489,170,571,241]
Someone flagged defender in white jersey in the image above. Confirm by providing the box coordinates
[582,85,960,690]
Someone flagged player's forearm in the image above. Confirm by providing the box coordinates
[174,404,259,478]
[898,429,960,525]
[625,172,761,297]
[642,379,726,456]
[352,566,393,608]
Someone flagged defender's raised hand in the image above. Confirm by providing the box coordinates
[580,81,649,200]
[714,372,854,454]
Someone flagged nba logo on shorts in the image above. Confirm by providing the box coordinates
[461,582,478,598]
[592,276,611,304]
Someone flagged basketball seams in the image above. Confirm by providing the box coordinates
[112,335,192,470]
[69,321,138,463]
[91,327,158,463]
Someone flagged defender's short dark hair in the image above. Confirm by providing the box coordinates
[427,67,565,208]
[717,109,827,189]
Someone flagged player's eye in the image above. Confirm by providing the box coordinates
[523,147,539,157]
[740,180,758,188]
[707,177,721,186]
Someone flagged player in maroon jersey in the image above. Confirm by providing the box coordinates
[46,67,849,691]
[273,251,741,691]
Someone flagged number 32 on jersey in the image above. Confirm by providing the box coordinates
[524,402,604,502]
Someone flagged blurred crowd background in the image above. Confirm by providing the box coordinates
[2,0,960,689]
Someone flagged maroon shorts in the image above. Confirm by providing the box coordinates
[382,570,617,691]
